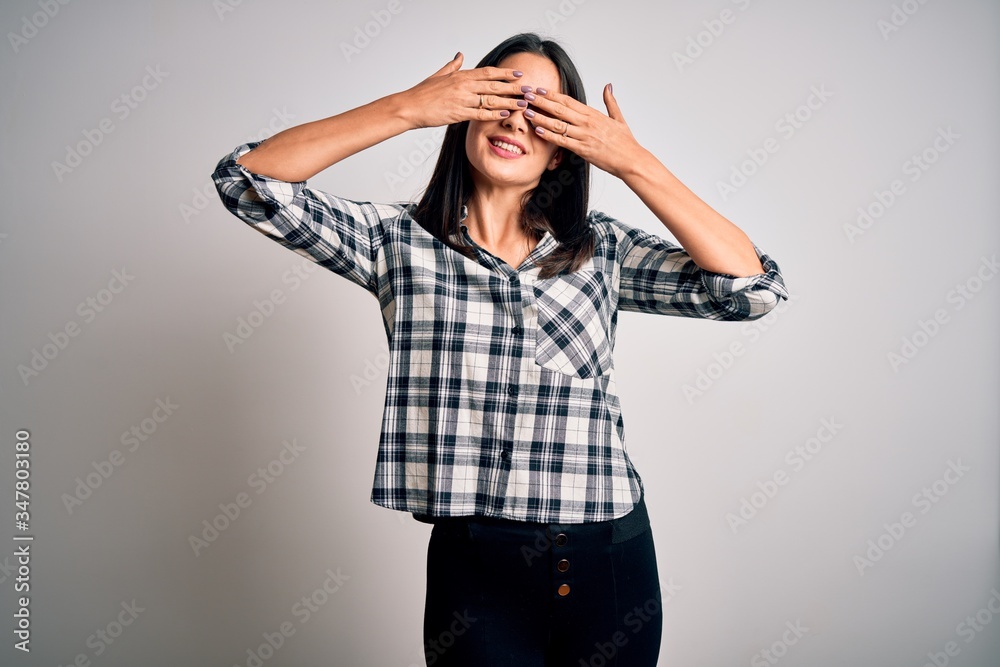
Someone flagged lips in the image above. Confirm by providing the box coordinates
[487,135,526,157]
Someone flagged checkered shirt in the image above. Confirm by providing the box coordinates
[211,140,789,524]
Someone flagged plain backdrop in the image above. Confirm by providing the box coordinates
[1,0,998,665]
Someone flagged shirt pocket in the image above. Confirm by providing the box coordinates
[532,269,613,379]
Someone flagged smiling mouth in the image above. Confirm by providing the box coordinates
[488,137,525,158]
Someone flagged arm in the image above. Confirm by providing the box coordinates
[234,93,413,183]
[617,148,765,277]
[235,52,529,182]
[602,211,788,320]
[211,53,531,292]
[522,84,772,277]
[211,141,398,296]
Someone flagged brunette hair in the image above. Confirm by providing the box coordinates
[411,32,593,278]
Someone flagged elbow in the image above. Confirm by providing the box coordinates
[738,289,788,321]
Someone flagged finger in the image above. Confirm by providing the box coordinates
[526,108,575,142]
[471,65,525,82]
[532,122,576,146]
[430,51,463,78]
[603,83,625,122]
[528,87,591,119]
[467,93,520,121]
[524,90,587,125]
[476,92,532,112]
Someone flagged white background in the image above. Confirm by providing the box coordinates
[1,0,997,665]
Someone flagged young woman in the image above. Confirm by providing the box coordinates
[212,32,788,667]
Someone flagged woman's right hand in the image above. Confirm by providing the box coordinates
[395,52,530,130]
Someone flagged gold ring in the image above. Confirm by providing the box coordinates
[478,94,484,109]
[562,126,570,137]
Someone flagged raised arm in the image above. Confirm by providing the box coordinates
[211,53,534,295]
[518,84,771,277]
[234,94,411,183]
[235,52,529,182]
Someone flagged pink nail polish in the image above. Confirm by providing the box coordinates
[536,88,548,95]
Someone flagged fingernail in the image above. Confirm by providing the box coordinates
[513,70,523,77]
[524,92,536,101]
[536,88,548,95]
[525,109,536,118]
[609,83,613,93]
[517,100,528,108]
[499,110,510,117]
[454,52,461,59]
[520,85,533,93]
[535,126,545,135]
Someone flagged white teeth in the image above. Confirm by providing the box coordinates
[491,139,523,155]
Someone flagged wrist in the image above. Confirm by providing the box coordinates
[616,144,656,182]
[382,90,418,132]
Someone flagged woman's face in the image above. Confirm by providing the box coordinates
[464,52,564,192]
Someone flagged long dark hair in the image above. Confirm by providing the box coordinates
[412,33,593,279]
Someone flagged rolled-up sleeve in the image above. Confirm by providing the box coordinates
[603,212,789,320]
[210,140,396,297]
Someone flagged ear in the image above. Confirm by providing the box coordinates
[547,148,563,171]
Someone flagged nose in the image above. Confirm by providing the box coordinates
[501,106,531,134]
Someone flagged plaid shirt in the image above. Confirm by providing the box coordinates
[211,140,789,524]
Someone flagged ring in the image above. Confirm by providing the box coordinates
[562,126,570,137]
[478,94,484,109]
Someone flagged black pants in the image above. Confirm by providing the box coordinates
[421,497,662,666]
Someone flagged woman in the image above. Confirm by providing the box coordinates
[212,32,787,667]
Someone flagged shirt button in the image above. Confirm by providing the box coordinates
[554,533,568,547]
[507,385,518,396]
[557,583,571,597]
[557,558,570,573]
[509,274,518,284]
[500,449,511,460]
[511,325,522,335]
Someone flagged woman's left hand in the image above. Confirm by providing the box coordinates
[525,84,643,179]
